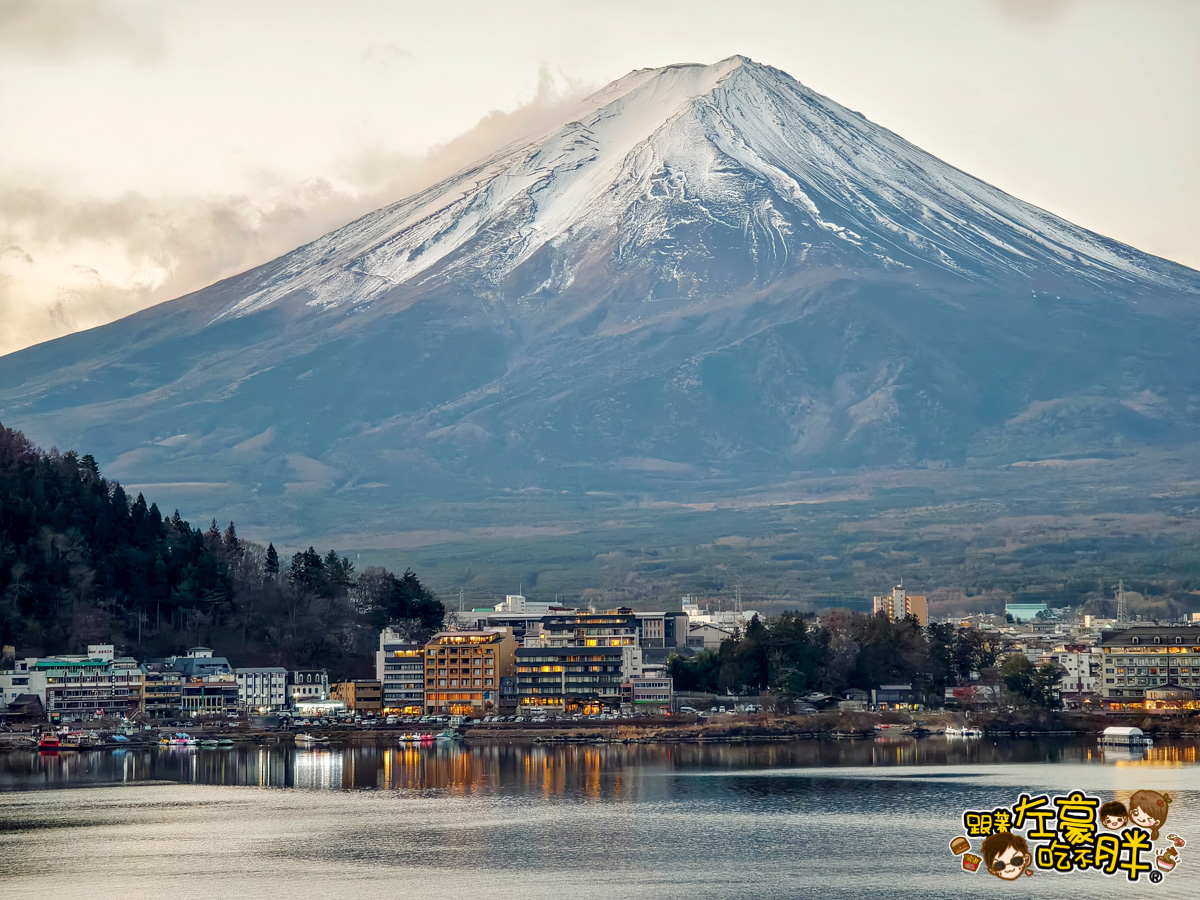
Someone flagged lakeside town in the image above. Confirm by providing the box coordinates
[3,585,1200,749]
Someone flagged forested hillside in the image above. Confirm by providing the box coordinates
[0,423,442,678]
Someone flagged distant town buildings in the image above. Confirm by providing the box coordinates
[872,586,928,627]
[1005,602,1050,623]
[12,581,1200,725]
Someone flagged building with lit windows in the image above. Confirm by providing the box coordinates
[872,586,928,626]
[539,609,640,648]
[1038,645,1100,707]
[37,652,143,721]
[620,676,674,713]
[180,674,239,716]
[140,667,182,718]
[516,647,632,713]
[423,630,516,715]
[516,609,644,712]
[331,679,382,713]
[1100,626,1200,711]
[235,667,289,712]
[376,628,425,714]
[288,669,329,707]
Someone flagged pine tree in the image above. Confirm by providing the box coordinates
[265,543,279,576]
[222,521,241,560]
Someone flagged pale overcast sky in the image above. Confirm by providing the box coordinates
[1,0,1196,355]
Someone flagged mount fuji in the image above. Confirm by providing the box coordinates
[2,56,1198,544]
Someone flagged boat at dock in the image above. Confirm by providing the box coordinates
[294,733,329,746]
[1098,726,1152,746]
[945,726,983,738]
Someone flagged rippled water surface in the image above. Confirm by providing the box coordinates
[1,738,1197,899]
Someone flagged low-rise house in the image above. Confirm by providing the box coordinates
[620,676,673,713]
[686,622,737,649]
[872,684,918,709]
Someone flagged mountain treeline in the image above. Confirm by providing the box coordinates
[0,423,443,677]
[668,612,1062,708]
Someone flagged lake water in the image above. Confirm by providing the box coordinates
[1,737,1197,898]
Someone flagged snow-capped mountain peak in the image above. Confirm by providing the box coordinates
[213,55,1191,325]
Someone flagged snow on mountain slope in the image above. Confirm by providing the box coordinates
[214,55,1194,325]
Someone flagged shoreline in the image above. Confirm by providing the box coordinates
[5,709,1198,751]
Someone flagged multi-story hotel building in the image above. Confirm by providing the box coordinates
[872,586,928,627]
[235,667,289,712]
[140,668,182,718]
[516,610,644,712]
[539,610,640,648]
[516,646,632,713]
[423,630,516,715]
[1099,626,1200,711]
[376,628,425,714]
[38,653,143,721]
[180,674,239,716]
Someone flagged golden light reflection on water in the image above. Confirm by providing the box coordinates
[5,736,1198,794]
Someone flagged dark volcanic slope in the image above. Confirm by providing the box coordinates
[1,57,1198,540]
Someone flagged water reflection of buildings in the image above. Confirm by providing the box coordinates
[6,738,1199,794]
[293,749,345,790]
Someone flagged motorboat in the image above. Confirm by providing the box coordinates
[945,726,983,738]
[294,732,329,746]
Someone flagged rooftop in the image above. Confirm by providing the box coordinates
[1099,626,1200,645]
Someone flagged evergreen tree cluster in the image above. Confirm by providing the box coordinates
[667,610,1059,708]
[0,423,443,677]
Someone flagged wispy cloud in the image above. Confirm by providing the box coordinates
[0,0,164,66]
[360,43,413,64]
[988,0,1075,28]
[0,67,591,356]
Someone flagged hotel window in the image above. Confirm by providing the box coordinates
[438,679,447,686]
